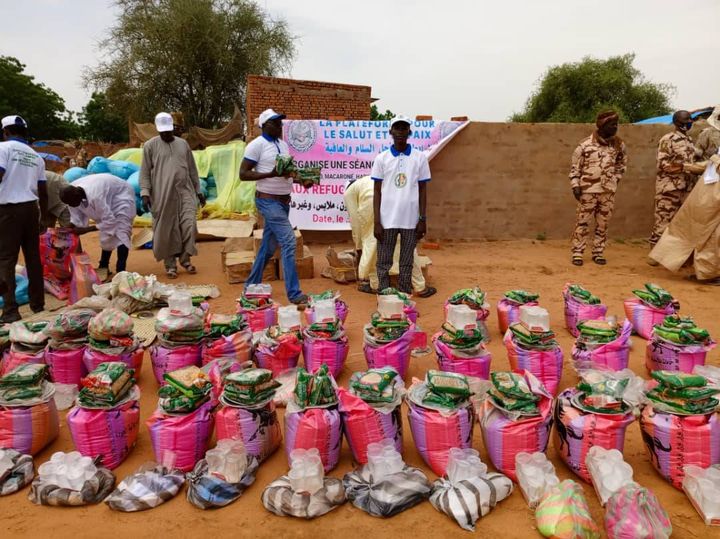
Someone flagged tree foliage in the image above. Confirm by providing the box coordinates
[370,104,395,121]
[0,56,79,140]
[86,0,295,128]
[510,54,674,123]
[79,92,129,142]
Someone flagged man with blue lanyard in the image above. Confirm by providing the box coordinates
[0,115,48,322]
[240,109,308,304]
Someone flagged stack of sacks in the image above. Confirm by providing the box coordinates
[562,284,607,337]
[0,364,59,455]
[215,368,282,463]
[445,287,491,342]
[504,318,563,395]
[39,227,80,300]
[646,315,715,373]
[407,370,474,476]
[338,367,404,464]
[378,288,418,323]
[571,319,633,371]
[433,304,491,379]
[363,295,415,378]
[44,309,95,386]
[85,308,143,375]
[67,362,140,469]
[150,306,204,384]
[479,371,553,481]
[2,321,49,376]
[255,306,303,376]
[284,365,342,472]
[624,283,679,340]
[640,371,720,489]
[302,303,349,378]
[497,289,539,335]
[201,313,252,365]
[554,370,640,482]
[534,479,601,538]
[304,290,349,325]
[237,292,278,333]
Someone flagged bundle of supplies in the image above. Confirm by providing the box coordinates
[563,283,607,337]
[572,319,632,371]
[534,479,601,538]
[433,304,492,379]
[302,310,349,378]
[77,362,135,408]
[2,321,49,376]
[155,304,204,343]
[44,309,95,385]
[158,365,211,414]
[378,287,418,323]
[275,154,321,187]
[647,315,715,373]
[363,295,415,378]
[445,287,491,341]
[105,464,185,512]
[237,285,278,332]
[305,290,349,324]
[150,301,204,383]
[624,283,679,340]
[84,308,143,373]
[201,312,252,365]
[497,289,539,335]
[222,368,280,406]
[646,370,719,416]
[255,306,303,376]
[0,364,49,403]
[29,451,115,506]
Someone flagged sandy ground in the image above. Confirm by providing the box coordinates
[2,235,719,539]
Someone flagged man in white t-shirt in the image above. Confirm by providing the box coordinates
[239,108,308,304]
[371,115,431,295]
[0,115,49,322]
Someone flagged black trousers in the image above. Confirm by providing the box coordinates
[0,201,44,314]
[99,245,129,273]
[376,228,417,294]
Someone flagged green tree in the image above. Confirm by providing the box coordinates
[370,104,395,121]
[0,56,80,140]
[80,92,129,142]
[510,54,674,123]
[86,0,295,128]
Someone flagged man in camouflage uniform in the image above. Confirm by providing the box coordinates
[695,105,720,160]
[648,110,697,248]
[569,111,627,266]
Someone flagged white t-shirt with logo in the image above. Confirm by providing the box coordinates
[243,134,293,195]
[0,139,46,204]
[370,145,431,229]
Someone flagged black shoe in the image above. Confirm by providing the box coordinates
[0,311,21,324]
[31,305,45,314]
[289,294,308,305]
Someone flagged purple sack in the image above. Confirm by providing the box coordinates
[433,335,492,380]
[149,341,202,384]
[302,333,349,378]
[363,324,415,379]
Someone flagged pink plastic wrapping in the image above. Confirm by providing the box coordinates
[407,399,475,477]
[563,284,608,337]
[83,346,144,379]
[40,228,80,281]
[504,331,564,395]
[497,298,538,336]
[215,401,282,463]
[284,407,342,472]
[337,388,403,464]
[0,399,59,455]
[255,334,302,377]
[145,401,215,472]
[0,347,45,377]
[639,405,720,489]
[623,298,676,340]
[201,328,252,366]
[45,346,87,386]
[239,304,278,333]
[432,334,492,379]
[604,483,672,539]
[554,389,635,482]
[363,324,415,379]
[67,399,140,469]
[479,396,553,482]
[149,342,202,384]
[302,333,349,378]
[645,337,715,373]
[68,252,100,305]
[305,300,349,325]
[571,320,633,372]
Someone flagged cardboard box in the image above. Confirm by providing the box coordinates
[225,252,277,284]
[252,228,303,259]
[280,245,314,280]
[221,237,254,266]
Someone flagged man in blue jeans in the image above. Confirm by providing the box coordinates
[240,109,308,304]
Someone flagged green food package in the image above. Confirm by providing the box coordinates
[505,289,539,304]
[489,387,539,413]
[650,370,706,389]
[426,370,471,397]
[491,371,540,402]
[0,363,48,387]
[568,284,601,305]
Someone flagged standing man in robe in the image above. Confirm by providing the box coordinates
[140,112,205,279]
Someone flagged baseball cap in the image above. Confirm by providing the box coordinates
[390,114,412,127]
[154,112,174,133]
[1,115,27,129]
[258,108,286,127]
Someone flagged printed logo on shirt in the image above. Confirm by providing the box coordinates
[287,120,317,153]
[10,149,40,168]
[394,173,407,188]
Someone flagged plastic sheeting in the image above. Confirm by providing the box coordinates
[261,475,346,519]
[343,464,431,518]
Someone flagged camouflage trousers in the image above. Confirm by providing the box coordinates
[571,192,615,256]
[648,189,688,246]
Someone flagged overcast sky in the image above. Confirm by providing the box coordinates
[2,0,717,121]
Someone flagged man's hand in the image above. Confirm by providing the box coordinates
[271,166,294,179]
[197,193,207,207]
[572,187,582,201]
[141,195,152,212]
[374,222,384,242]
[74,225,97,236]
[416,219,427,239]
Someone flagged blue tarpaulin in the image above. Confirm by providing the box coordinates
[38,152,62,162]
[635,107,713,125]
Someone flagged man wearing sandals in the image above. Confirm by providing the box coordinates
[569,110,627,266]
[140,112,206,279]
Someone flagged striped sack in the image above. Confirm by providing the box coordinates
[430,473,514,531]
[28,466,115,506]
[343,464,431,517]
[239,304,278,333]
[215,401,282,463]
[305,300,349,325]
[105,465,185,512]
[497,298,538,336]
[0,449,33,496]
[571,319,633,372]
[604,483,672,539]
[363,324,415,379]
[45,346,86,386]
[261,475,346,519]
[562,285,608,338]
[255,334,302,377]
[201,328,252,366]
[186,456,259,509]
[149,341,202,384]
[535,479,601,538]
[504,331,564,395]
[623,298,676,340]
[302,333,349,379]
[433,335,492,380]
[0,346,45,377]
[645,336,715,373]
[284,407,342,473]
[0,399,59,455]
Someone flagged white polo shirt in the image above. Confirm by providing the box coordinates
[243,134,293,195]
[0,138,46,204]
[371,144,431,229]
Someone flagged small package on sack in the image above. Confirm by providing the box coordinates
[305,290,349,325]
[255,325,302,377]
[604,483,672,539]
[430,447,513,531]
[433,311,492,379]
[284,366,342,472]
[535,479,601,539]
[563,284,607,337]
[262,447,346,519]
[201,313,252,365]
[105,463,185,512]
[28,450,115,506]
[407,371,475,476]
[624,283,679,340]
[444,287,491,342]
[338,368,404,464]
[379,288,418,323]
[0,364,59,455]
[572,319,632,372]
[215,368,282,462]
[150,306,205,383]
[682,464,720,526]
[84,308,144,375]
[1,321,49,376]
[302,319,349,378]
[186,439,259,509]
[150,341,202,385]
[515,452,560,509]
[497,289,539,336]
[0,448,34,496]
[504,322,564,395]
[646,315,715,373]
[237,294,278,333]
[363,309,415,379]
[343,439,431,518]
[67,362,140,469]
[44,309,95,386]
[479,371,553,481]
[68,252,100,305]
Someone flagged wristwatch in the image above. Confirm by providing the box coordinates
[418,215,426,222]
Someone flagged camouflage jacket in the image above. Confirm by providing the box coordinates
[695,127,720,160]
[656,130,696,193]
[569,133,627,193]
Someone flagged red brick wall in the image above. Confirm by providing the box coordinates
[246,75,372,135]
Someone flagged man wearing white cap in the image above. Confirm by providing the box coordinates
[239,108,307,304]
[139,112,205,278]
[371,115,431,295]
[0,115,48,322]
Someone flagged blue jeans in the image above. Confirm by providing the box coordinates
[246,198,302,301]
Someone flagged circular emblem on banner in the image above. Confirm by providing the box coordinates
[287,120,317,153]
[394,173,407,188]
[439,121,461,139]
